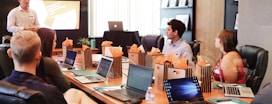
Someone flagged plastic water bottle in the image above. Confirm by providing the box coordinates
[90,38,96,49]
[145,86,155,103]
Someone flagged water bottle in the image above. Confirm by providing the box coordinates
[90,38,96,49]
[145,86,155,103]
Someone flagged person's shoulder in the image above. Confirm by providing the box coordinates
[8,6,20,14]
[42,57,59,67]
[225,51,241,58]
[223,51,242,63]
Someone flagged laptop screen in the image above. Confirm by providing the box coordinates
[96,56,113,77]
[64,50,77,66]
[126,64,153,92]
[163,77,204,102]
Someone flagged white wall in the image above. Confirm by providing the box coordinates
[238,0,272,89]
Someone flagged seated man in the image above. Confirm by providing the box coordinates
[251,82,272,104]
[3,31,97,104]
[162,19,193,61]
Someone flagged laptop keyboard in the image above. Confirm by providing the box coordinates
[104,90,131,101]
[85,76,101,81]
[119,89,144,98]
[225,86,240,95]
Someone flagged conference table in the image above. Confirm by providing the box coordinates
[57,54,253,104]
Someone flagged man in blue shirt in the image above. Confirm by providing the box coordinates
[4,31,97,104]
[162,19,193,61]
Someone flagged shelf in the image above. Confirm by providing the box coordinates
[161,6,192,9]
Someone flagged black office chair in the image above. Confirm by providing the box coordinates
[186,40,200,63]
[0,44,13,79]
[0,81,47,104]
[141,35,164,52]
[238,45,268,94]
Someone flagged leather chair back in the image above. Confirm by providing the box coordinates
[186,40,200,62]
[141,35,164,52]
[0,44,13,79]
[238,45,268,94]
[0,81,47,104]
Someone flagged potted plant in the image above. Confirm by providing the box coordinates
[77,38,90,50]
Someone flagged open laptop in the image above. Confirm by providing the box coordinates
[74,56,113,83]
[59,50,77,69]
[108,21,123,31]
[163,77,209,104]
[103,64,154,102]
[218,71,255,98]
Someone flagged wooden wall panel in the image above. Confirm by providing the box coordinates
[195,0,224,66]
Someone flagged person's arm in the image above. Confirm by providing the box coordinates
[7,9,24,34]
[42,57,70,93]
[29,10,40,32]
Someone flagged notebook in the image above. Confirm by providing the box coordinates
[218,71,255,98]
[108,21,123,31]
[103,64,154,102]
[59,50,77,70]
[163,77,209,104]
[74,56,113,83]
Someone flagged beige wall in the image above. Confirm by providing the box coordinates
[195,0,225,66]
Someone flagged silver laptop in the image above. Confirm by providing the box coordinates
[103,64,154,102]
[59,50,77,70]
[74,56,113,83]
[218,71,255,98]
[108,21,123,31]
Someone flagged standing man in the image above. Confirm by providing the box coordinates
[162,19,193,61]
[7,0,39,35]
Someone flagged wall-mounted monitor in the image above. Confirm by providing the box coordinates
[30,0,80,30]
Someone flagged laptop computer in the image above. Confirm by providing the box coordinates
[74,56,113,83]
[103,64,154,102]
[59,50,77,69]
[108,21,123,31]
[163,77,209,104]
[218,71,255,98]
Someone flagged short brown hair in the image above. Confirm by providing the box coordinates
[10,31,41,64]
[167,19,186,38]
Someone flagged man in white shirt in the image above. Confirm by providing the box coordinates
[7,0,39,35]
[162,19,193,61]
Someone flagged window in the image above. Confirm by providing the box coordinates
[89,0,160,37]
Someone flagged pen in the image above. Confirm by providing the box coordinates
[216,99,232,102]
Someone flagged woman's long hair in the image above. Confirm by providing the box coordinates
[37,28,56,57]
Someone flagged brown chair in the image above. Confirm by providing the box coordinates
[238,45,268,94]
[141,35,164,52]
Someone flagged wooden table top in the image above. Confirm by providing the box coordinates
[62,68,252,104]
[58,53,253,104]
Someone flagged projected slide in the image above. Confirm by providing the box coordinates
[30,1,80,30]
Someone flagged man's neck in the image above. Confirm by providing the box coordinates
[20,5,28,11]
[171,37,181,44]
[14,63,36,75]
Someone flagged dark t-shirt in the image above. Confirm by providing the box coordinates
[3,70,67,104]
